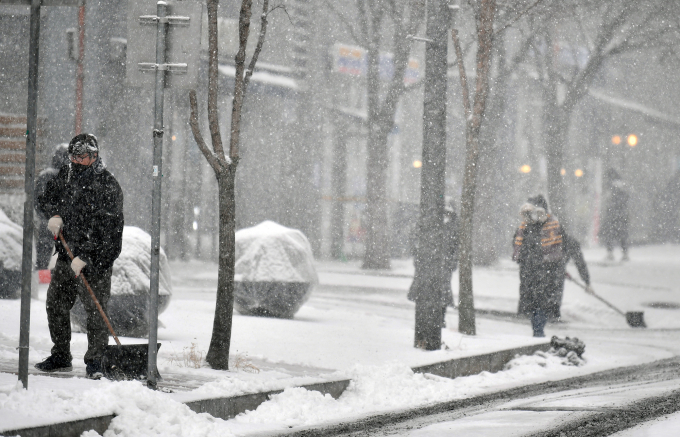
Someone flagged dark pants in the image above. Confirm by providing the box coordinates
[46,258,112,364]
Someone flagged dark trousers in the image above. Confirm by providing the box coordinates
[46,258,112,364]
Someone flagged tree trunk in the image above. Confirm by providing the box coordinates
[543,95,569,226]
[362,35,391,270]
[206,168,237,369]
[458,0,496,336]
[411,0,449,351]
[363,119,392,270]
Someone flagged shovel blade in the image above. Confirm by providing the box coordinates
[101,343,161,380]
[626,312,646,328]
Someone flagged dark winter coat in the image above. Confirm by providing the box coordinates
[513,216,563,318]
[37,159,124,275]
[562,233,589,286]
[600,185,629,244]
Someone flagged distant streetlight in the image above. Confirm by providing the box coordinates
[560,168,566,176]
[575,169,584,177]
[627,134,638,147]
[520,164,531,173]
[412,160,423,168]
[612,135,622,145]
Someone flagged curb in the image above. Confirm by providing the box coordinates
[1,415,115,437]
[1,343,550,436]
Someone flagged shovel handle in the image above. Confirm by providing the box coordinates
[565,272,625,316]
[59,232,122,346]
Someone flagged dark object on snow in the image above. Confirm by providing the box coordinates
[102,343,161,380]
[550,335,585,357]
[625,311,646,328]
[60,233,158,380]
[234,281,311,318]
[565,273,646,328]
[233,221,317,319]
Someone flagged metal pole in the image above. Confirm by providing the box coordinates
[74,1,85,135]
[147,0,167,389]
[18,0,42,389]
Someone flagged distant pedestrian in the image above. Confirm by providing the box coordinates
[35,134,124,379]
[34,143,70,280]
[600,169,629,261]
[512,195,563,337]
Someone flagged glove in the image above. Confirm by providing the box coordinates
[585,285,595,295]
[47,216,63,238]
[71,257,87,278]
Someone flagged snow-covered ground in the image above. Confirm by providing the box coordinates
[1,244,679,436]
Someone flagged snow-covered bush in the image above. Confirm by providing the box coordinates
[234,221,317,318]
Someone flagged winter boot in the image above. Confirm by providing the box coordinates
[86,360,105,380]
[35,355,72,373]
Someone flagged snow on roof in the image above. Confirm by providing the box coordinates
[218,65,298,90]
[589,88,680,127]
[235,220,318,284]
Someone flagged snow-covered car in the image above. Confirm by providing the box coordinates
[71,226,172,337]
[0,209,23,299]
[234,221,317,318]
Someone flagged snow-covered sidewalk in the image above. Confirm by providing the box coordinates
[1,244,679,436]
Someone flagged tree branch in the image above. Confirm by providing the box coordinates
[494,0,544,36]
[323,0,364,46]
[244,0,270,89]
[189,90,227,173]
[451,28,471,120]
[207,0,225,159]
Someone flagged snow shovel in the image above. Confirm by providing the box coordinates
[59,232,161,379]
[565,272,646,328]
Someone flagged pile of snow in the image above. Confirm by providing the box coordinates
[110,226,172,297]
[235,221,317,284]
[0,209,22,272]
[233,221,317,318]
[72,227,171,337]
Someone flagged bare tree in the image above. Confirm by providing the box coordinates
[532,0,680,225]
[357,0,425,270]
[452,0,497,336]
[188,0,270,369]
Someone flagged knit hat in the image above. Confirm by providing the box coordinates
[68,133,98,157]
